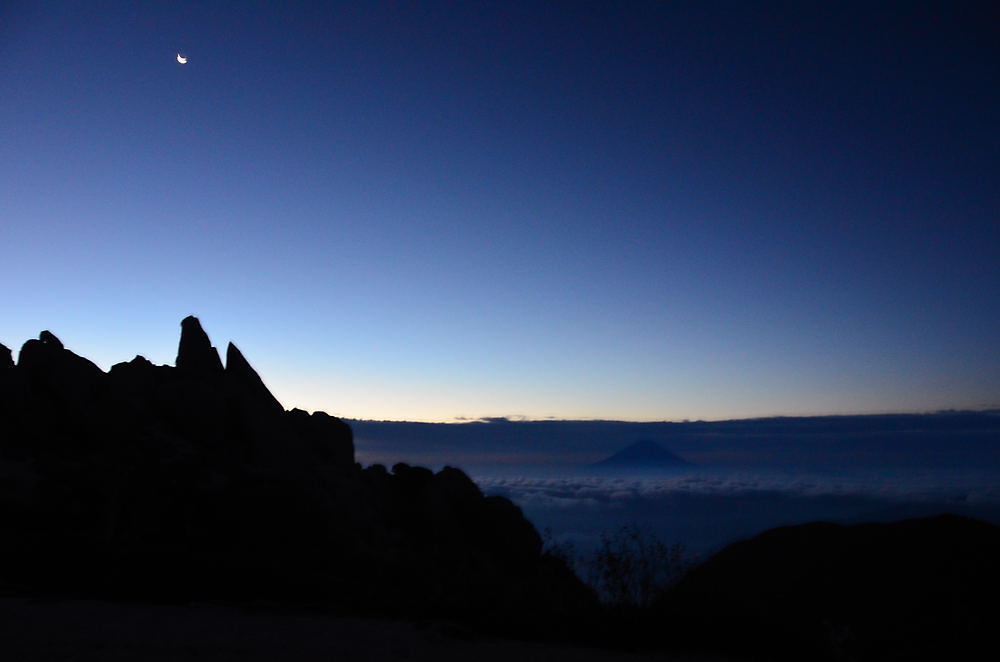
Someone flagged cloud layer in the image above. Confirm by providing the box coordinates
[475,469,1000,555]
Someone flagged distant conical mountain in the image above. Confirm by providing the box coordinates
[593,439,691,469]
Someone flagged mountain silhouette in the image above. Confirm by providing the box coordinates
[592,439,690,470]
[4,320,993,658]
[0,318,593,629]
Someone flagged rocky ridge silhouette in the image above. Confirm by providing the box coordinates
[0,318,592,627]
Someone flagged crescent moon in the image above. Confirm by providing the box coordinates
[176,53,188,64]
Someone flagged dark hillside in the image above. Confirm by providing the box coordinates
[658,514,1000,660]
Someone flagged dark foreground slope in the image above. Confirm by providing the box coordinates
[657,513,1000,661]
[0,319,591,632]
[0,598,698,662]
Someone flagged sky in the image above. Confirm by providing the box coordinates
[2,1,997,422]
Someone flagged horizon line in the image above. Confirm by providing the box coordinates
[342,407,1000,425]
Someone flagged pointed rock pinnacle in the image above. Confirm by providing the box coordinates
[176,316,224,375]
[225,342,283,413]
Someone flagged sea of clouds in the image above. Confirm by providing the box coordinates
[351,414,1000,556]
[474,468,1000,556]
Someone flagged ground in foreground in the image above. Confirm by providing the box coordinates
[0,598,740,662]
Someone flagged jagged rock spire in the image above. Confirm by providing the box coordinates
[225,341,283,413]
[0,343,12,369]
[176,316,224,375]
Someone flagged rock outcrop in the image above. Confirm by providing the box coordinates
[0,343,12,370]
[224,342,283,414]
[175,315,224,376]
[0,318,590,629]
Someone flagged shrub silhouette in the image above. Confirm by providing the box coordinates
[587,524,688,608]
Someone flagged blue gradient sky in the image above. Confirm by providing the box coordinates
[2,1,997,421]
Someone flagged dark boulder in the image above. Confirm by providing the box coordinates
[0,343,13,370]
[38,330,63,349]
